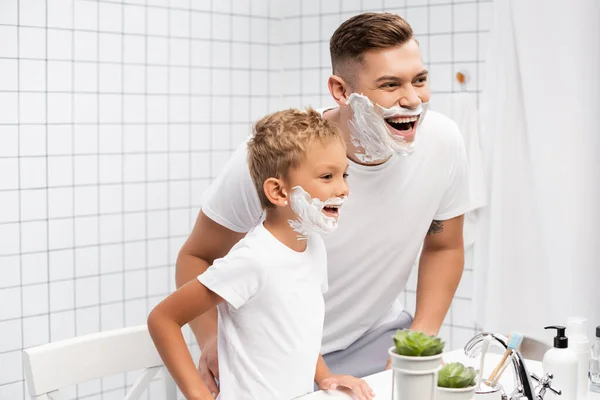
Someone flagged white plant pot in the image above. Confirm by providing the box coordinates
[388,346,443,400]
[436,386,476,400]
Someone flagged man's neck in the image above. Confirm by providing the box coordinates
[263,211,308,253]
[322,106,390,166]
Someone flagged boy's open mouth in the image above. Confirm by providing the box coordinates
[322,204,340,218]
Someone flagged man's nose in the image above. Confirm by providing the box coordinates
[399,85,421,109]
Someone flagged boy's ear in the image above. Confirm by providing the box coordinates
[263,178,288,207]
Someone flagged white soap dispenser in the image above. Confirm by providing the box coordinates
[566,317,590,399]
[543,325,578,400]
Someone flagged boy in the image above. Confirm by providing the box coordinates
[148,108,374,400]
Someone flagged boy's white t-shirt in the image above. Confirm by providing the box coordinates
[200,109,471,354]
[198,222,328,400]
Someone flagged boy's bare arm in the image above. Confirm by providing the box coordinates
[148,279,224,400]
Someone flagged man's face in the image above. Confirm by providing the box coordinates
[348,39,431,143]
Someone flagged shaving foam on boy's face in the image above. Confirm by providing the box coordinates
[287,186,346,239]
[347,93,429,163]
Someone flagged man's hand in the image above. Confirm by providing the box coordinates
[198,336,220,397]
[318,374,375,400]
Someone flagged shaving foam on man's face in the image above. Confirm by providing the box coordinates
[347,93,429,163]
[287,186,346,239]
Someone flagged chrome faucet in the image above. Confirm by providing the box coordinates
[464,332,561,400]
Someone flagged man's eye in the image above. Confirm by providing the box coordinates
[381,82,399,88]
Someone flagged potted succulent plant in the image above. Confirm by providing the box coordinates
[436,362,478,400]
[388,330,445,400]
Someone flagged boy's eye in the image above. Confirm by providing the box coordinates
[343,173,349,179]
[321,174,332,180]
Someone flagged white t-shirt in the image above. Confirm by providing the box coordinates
[198,222,328,400]
[200,108,470,354]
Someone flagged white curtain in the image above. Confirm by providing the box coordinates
[476,0,600,342]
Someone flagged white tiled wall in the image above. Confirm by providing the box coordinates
[0,0,492,398]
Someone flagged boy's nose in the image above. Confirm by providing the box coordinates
[338,179,350,197]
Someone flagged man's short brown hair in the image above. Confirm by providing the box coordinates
[330,12,414,85]
[247,108,343,209]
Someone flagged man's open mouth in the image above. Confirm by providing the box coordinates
[384,115,419,132]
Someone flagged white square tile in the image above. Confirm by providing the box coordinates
[76,306,100,335]
[147,125,168,151]
[282,43,300,69]
[146,238,168,268]
[20,27,46,59]
[301,69,321,95]
[230,70,249,96]
[210,123,230,147]
[74,155,98,185]
[429,63,453,92]
[99,63,122,93]
[147,7,168,36]
[48,249,74,281]
[0,60,17,91]
[302,42,320,69]
[0,319,21,353]
[73,94,98,124]
[47,93,72,124]
[122,154,144,183]
[191,12,211,39]
[50,310,75,341]
[0,0,18,25]
[74,31,98,62]
[429,5,452,34]
[22,283,49,316]
[48,218,73,250]
[454,33,477,62]
[99,2,122,33]
[74,0,97,30]
[101,302,124,330]
[321,14,341,41]
[211,69,230,96]
[250,17,268,44]
[123,65,145,94]
[100,244,123,274]
[148,267,169,295]
[170,9,190,38]
[48,0,73,29]
[0,256,20,288]
[282,17,300,44]
[19,59,46,91]
[302,0,320,15]
[123,241,145,271]
[212,14,231,41]
[429,34,452,63]
[101,273,123,303]
[169,180,190,209]
[47,61,72,92]
[100,214,123,244]
[190,151,210,178]
[232,16,249,41]
[99,94,122,123]
[479,2,493,31]
[123,4,145,34]
[0,93,18,124]
[47,156,72,188]
[284,0,301,17]
[20,157,46,189]
[47,29,72,60]
[340,0,361,12]
[230,43,249,70]
[211,42,230,68]
[0,127,18,159]
[20,220,47,253]
[0,351,23,384]
[0,287,20,321]
[19,92,46,124]
[74,121,98,149]
[169,153,190,180]
[170,95,190,123]
[0,191,18,223]
[170,38,191,66]
[18,126,45,157]
[0,158,18,191]
[191,40,211,67]
[123,212,145,241]
[98,184,122,215]
[170,66,191,94]
[74,62,98,92]
[169,208,189,236]
[75,246,99,277]
[301,16,320,42]
[454,3,478,33]
[74,215,99,247]
[123,94,145,123]
[146,96,169,123]
[168,125,189,152]
[74,186,98,215]
[0,26,18,57]
[190,125,210,151]
[99,33,122,63]
[147,210,168,239]
[125,299,147,326]
[99,154,122,184]
[20,0,46,26]
[123,183,146,212]
[98,125,122,155]
[405,6,428,35]
[251,43,268,69]
[189,97,209,123]
[125,270,146,299]
[123,35,146,64]
[20,188,47,221]
[50,280,75,312]
[147,182,168,210]
[21,252,47,285]
[76,276,99,307]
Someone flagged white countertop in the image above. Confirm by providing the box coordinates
[299,349,544,399]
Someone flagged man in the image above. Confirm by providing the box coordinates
[176,12,469,396]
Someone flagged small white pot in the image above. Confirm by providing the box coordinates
[436,385,476,400]
[388,346,443,400]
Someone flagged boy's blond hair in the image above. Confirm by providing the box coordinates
[247,107,343,209]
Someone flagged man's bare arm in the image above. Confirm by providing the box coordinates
[176,210,245,347]
[410,215,465,335]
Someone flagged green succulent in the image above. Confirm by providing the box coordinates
[437,362,478,388]
[392,329,445,357]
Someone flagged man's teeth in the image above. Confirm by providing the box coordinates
[386,116,418,123]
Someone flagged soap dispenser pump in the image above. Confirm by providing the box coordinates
[543,325,578,399]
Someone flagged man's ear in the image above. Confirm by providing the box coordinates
[328,75,351,106]
[263,178,288,207]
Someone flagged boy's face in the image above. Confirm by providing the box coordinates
[343,39,431,144]
[285,138,349,221]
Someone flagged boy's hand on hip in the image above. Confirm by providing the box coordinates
[198,336,220,397]
[318,374,375,400]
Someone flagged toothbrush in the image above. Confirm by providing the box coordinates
[486,332,523,385]
[476,335,492,389]
[489,354,513,387]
